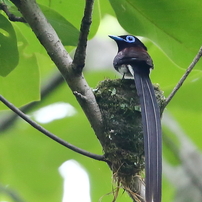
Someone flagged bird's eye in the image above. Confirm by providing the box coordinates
[126,35,135,43]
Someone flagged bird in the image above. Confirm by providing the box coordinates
[109,35,162,202]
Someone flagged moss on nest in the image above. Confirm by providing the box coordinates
[94,78,165,200]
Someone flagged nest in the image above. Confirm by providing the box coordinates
[94,79,165,201]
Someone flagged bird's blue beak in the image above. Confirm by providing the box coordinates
[108,35,123,41]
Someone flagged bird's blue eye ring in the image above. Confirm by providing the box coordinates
[126,35,135,43]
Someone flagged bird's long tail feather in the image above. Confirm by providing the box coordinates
[133,71,162,202]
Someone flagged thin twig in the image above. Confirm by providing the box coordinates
[72,0,94,73]
[9,0,103,142]
[0,184,26,202]
[0,95,106,162]
[165,46,202,107]
[0,72,64,131]
[0,3,26,22]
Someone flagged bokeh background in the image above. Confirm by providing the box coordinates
[1,0,202,201]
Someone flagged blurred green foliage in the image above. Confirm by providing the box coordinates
[0,0,202,202]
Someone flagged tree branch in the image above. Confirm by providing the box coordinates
[165,46,202,107]
[0,95,106,161]
[9,0,104,142]
[0,2,26,22]
[72,0,94,72]
[0,183,26,202]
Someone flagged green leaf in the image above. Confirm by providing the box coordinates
[39,4,80,46]
[38,0,100,39]
[0,25,40,110]
[7,2,80,47]
[0,14,19,76]
[145,40,185,90]
[109,0,202,69]
[98,0,116,17]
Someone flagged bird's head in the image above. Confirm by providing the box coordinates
[109,35,147,52]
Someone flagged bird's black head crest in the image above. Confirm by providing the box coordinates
[109,35,147,52]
